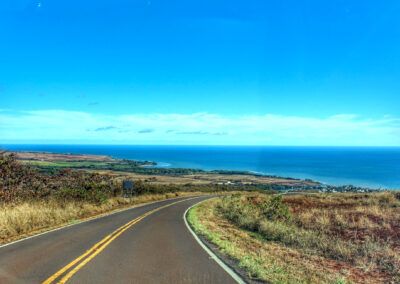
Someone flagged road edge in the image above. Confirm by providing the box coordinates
[183,199,247,284]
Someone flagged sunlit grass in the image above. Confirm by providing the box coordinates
[188,200,346,283]
[189,192,400,283]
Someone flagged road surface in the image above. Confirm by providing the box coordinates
[0,196,239,284]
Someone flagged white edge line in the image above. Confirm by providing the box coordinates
[0,195,201,250]
[183,198,247,284]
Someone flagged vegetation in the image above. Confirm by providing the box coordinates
[31,161,274,177]
[190,193,400,283]
[1,153,121,204]
[188,199,348,283]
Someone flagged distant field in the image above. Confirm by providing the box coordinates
[22,161,109,167]
[13,151,114,162]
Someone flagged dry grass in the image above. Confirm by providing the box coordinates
[191,192,400,283]
[286,192,400,244]
[284,192,400,277]
[14,151,114,162]
[0,192,207,245]
[189,199,351,283]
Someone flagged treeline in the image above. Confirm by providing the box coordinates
[121,159,157,166]
[32,162,282,178]
[34,164,209,176]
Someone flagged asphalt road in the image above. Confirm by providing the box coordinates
[0,196,238,284]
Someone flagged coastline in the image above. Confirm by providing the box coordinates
[5,149,391,192]
[2,144,399,190]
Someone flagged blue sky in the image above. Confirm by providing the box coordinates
[1,0,399,145]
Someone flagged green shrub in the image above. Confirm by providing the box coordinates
[217,194,291,233]
[0,152,120,204]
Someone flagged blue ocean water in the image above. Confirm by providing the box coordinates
[2,145,400,190]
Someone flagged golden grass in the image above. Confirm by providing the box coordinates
[189,199,353,283]
[283,192,400,281]
[0,192,206,245]
[191,192,400,283]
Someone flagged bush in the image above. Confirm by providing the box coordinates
[0,152,120,204]
[217,194,291,233]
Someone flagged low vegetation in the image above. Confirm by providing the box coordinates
[189,192,400,283]
[1,153,121,204]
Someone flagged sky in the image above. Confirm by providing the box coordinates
[0,0,399,145]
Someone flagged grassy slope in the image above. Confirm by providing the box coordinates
[188,193,400,283]
[188,200,345,283]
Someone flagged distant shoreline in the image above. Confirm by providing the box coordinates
[6,149,390,193]
[2,144,399,190]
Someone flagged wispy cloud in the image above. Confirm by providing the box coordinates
[0,110,399,145]
[77,94,86,98]
[138,129,154,134]
[94,126,118,132]
[175,131,228,135]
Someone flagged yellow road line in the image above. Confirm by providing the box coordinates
[42,217,136,284]
[57,215,146,284]
[43,197,199,284]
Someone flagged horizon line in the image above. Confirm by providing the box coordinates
[2,143,400,148]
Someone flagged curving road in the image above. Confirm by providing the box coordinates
[0,196,239,284]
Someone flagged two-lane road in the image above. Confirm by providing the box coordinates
[0,196,239,284]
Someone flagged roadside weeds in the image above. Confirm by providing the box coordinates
[188,196,398,283]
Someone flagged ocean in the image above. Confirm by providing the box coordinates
[2,145,400,190]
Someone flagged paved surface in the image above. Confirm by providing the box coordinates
[0,196,237,284]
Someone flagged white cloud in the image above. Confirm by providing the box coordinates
[0,110,399,145]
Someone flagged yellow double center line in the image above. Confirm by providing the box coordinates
[43,197,199,284]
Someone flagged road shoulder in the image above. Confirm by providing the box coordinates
[185,199,262,284]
